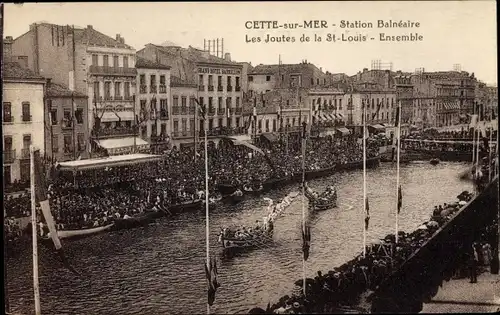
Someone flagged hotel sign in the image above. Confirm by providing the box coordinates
[197,67,241,75]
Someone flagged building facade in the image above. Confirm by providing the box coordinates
[3,62,46,183]
[169,76,198,148]
[136,57,171,151]
[45,79,89,162]
[137,44,245,136]
[10,23,139,155]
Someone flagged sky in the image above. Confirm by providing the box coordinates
[4,1,497,85]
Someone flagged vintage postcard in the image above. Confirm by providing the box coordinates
[2,1,498,314]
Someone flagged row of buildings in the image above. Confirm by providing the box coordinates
[3,22,498,183]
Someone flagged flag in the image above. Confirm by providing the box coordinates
[394,104,400,128]
[194,98,206,121]
[302,224,311,261]
[34,150,79,276]
[364,197,370,230]
[469,114,478,129]
[364,126,369,140]
[226,107,230,119]
[204,256,220,306]
[301,121,307,139]
[372,100,382,120]
[397,185,402,214]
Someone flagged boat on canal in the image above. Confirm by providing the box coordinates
[218,227,274,251]
[243,183,264,195]
[304,183,337,211]
[45,223,115,240]
[224,189,244,204]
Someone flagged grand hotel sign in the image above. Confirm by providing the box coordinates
[197,67,241,75]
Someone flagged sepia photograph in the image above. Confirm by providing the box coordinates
[2,1,499,314]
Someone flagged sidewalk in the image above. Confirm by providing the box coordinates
[421,271,500,313]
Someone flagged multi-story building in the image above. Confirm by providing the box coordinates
[308,88,347,127]
[247,61,329,94]
[10,23,139,155]
[137,44,245,136]
[45,79,88,162]
[3,62,45,183]
[169,76,198,149]
[136,57,171,151]
[394,73,414,125]
[475,82,498,120]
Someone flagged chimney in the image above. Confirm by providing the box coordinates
[46,78,52,86]
[87,25,93,30]
[363,68,368,73]
[3,36,13,60]
[224,53,231,61]
[116,34,121,41]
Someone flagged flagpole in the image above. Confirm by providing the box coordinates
[489,126,493,182]
[363,99,367,257]
[395,100,401,244]
[204,122,210,315]
[301,123,307,297]
[30,145,42,315]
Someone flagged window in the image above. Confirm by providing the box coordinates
[50,108,58,125]
[173,96,179,107]
[113,56,119,68]
[63,109,72,127]
[123,56,129,68]
[218,76,222,87]
[236,97,240,107]
[92,54,98,66]
[160,75,166,85]
[292,118,296,126]
[181,96,187,108]
[63,135,72,153]
[236,117,240,127]
[236,77,240,87]
[317,79,319,85]
[208,119,214,130]
[199,74,204,86]
[23,135,31,148]
[52,135,58,153]
[266,76,271,81]
[124,82,130,99]
[339,99,342,110]
[248,76,253,82]
[208,97,213,111]
[265,120,269,132]
[161,123,167,136]
[190,119,195,132]
[208,75,213,86]
[173,120,179,132]
[114,82,121,98]
[104,82,111,99]
[75,108,83,124]
[77,133,85,151]
[227,97,232,108]
[227,76,232,87]
[218,97,223,110]
[22,102,31,121]
[182,119,187,132]
[3,102,12,122]
[258,120,262,130]
[4,136,12,150]
[160,99,168,118]
[140,75,146,85]
[311,78,314,85]
[93,81,100,100]
[103,55,109,67]
[150,75,157,93]
[218,118,223,127]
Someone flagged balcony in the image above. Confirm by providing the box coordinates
[172,107,180,115]
[159,85,167,94]
[104,95,113,101]
[3,115,13,123]
[140,85,147,94]
[227,85,233,92]
[181,106,188,115]
[217,108,226,116]
[208,85,214,92]
[235,107,242,115]
[159,110,169,120]
[172,131,194,139]
[20,148,30,160]
[235,86,241,92]
[21,115,32,122]
[205,126,247,137]
[61,120,73,130]
[208,107,216,116]
[189,107,195,114]
[3,150,16,163]
[150,85,157,94]
[89,65,137,76]
[91,126,138,138]
[198,85,205,92]
[218,86,223,92]
[114,95,123,101]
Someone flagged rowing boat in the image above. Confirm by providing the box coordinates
[46,223,115,240]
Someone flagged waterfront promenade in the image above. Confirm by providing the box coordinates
[421,271,500,313]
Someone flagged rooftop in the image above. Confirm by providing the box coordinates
[73,25,133,49]
[249,63,318,75]
[135,57,171,70]
[2,61,45,81]
[46,82,87,98]
[151,44,239,66]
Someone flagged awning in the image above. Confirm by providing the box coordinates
[443,102,460,110]
[337,113,344,118]
[321,114,330,121]
[319,130,336,137]
[95,137,149,150]
[226,134,252,142]
[336,127,351,135]
[371,124,385,130]
[261,133,278,142]
[328,114,336,120]
[100,111,135,122]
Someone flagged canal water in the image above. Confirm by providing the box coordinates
[6,161,473,315]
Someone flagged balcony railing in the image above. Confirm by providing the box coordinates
[104,95,113,101]
[21,115,32,122]
[204,126,246,137]
[150,85,157,94]
[159,85,167,93]
[20,148,30,159]
[89,65,137,76]
[172,107,180,115]
[140,85,147,94]
[208,107,216,116]
[198,85,205,92]
[61,120,73,129]
[218,86,223,92]
[227,85,233,92]
[91,127,138,138]
[172,130,194,138]
[159,110,169,120]
[235,107,242,115]
[181,106,188,115]
[114,95,123,100]
[189,107,195,114]
[217,108,226,116]
[235,86,241,92]
[3,150,16,163]
[208,85,214,91]
[3,116,13,123]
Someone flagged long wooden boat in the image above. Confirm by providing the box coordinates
[219,230,273,250]
[304,186,338,211]
[113,211,163,230]
[46,223,115,240]
[170,199,203,213]
[217,183,239,195]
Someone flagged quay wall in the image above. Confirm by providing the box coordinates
[371,177,499,313]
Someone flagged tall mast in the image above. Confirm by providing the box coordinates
[30,146,41,315]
